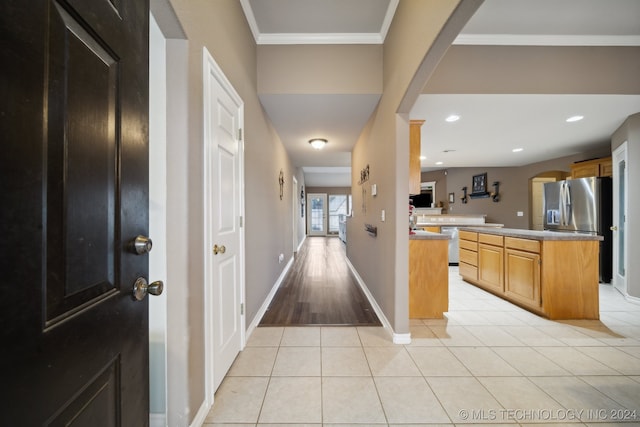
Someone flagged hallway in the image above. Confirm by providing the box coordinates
[205,267,640,425]
[259,237,381,326]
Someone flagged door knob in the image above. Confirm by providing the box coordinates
[610,226,618,231]
[132,277,164,301]
[213,244,226,255]
[130,235,153,255]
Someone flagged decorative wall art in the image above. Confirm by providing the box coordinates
[300,185,305,217]
[448,192,455,204]
[278,169,284,200]
[470,172,490,199]
[358,164,370,214]
[358,164,370,185]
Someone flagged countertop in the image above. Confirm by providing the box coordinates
[459,227,604,241]
[417,222,504,228]
[409,230,451,240]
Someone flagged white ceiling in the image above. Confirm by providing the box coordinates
[241,0,640,187]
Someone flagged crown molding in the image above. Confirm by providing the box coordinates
[239,0,260,42]
[454,34,640,46]
[256,32,384,45]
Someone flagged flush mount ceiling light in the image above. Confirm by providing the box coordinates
[308,138,327,150]
[435,161,444,165]
[445,115,460,122]
[566,115,584,122]
[419,156,426,160]
[512,148,524,153]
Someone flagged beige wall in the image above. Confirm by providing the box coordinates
[611,113,640,298]
[423,145,611,227]
[424,45,640,94]
[306,186,352,195]
[163,0,296,422]
[348,0,469,335]
[257,45,382,94]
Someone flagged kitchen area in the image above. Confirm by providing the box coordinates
[408,117,617,321]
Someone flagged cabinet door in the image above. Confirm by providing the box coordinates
[477,243,504,293]
[571,162,599,178]
[505,248,541,309]
[599,159,613,177]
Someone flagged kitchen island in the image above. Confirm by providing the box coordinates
[409,230,450,318]
[459,227,603,320]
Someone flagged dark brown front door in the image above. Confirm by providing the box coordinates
[0,0,150,425]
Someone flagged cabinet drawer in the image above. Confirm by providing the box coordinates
[459,239,477,252]
[459,262,477,281]
[459,230,478,242]
[460,248,478,266]
[423,226,441,233]
[505,237,540,253]
[478,233,504,246]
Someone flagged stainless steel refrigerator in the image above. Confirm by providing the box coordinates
[543,176,612,283]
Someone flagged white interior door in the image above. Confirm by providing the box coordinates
[204,49,244,393]
[308,193,327,236]
[612,142,628,296]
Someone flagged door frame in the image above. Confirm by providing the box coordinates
[202,47,246,405]
[292,176,298,254]
[612,142,628,296]
[307,193,328,236]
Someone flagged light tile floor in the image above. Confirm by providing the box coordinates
[205,267,640,426]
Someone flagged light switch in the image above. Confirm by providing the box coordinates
[381,209,385,222]
[517,211,524,217]
[371,184,377,196]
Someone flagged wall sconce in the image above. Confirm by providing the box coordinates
[490,181,500,202]
[460,186,468,204]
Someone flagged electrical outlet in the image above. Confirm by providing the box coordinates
[517,211,524,217]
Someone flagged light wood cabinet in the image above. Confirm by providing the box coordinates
[570,156,612,178]
[478,241,504,293]
[458,231,478,281]
[409,120,424,195]
[423,226,440,233]
[600,158,613,177]
[504,237,541,310]
[409,238,448,318]
[458,229,600,320]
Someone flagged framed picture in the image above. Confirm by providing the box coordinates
[472,173,487,194]
[448,192,455,203]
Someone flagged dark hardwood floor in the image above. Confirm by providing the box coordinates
[259,236,381,326]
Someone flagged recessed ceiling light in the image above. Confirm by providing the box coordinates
[566,115,584,122]
[445,115,460,122]
[419,156,426,160]
[512,148,524,153]
[435,161,444,165]
[308,138,327,150]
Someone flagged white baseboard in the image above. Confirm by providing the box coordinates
[189,399,210,427]
[149,413,166,427]
[245,256,295,339]
[344,257,411,345]
[296,234,306,252]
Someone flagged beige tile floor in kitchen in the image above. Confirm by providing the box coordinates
[204,267,640,426]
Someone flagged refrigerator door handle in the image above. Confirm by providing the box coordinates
[560,181,571,226]
[559,182,566,226]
